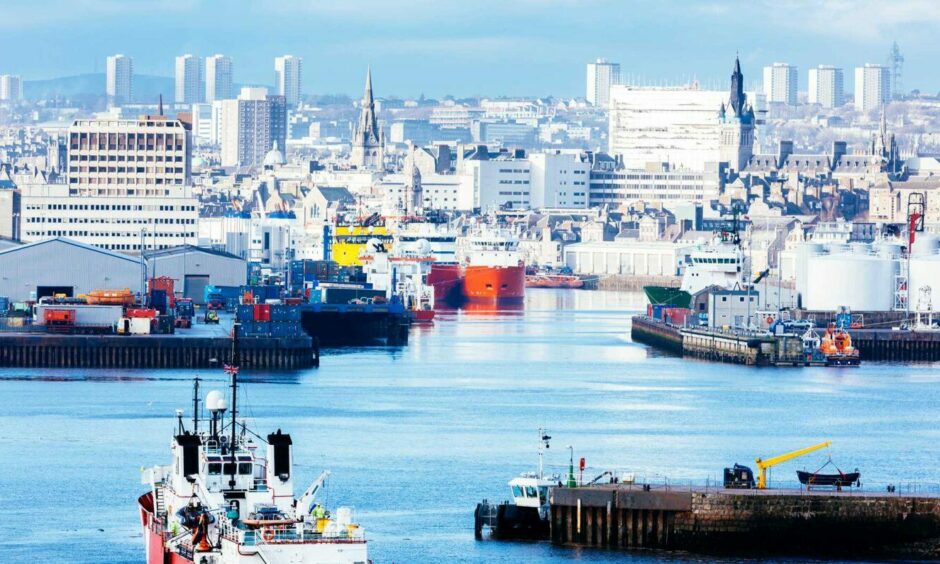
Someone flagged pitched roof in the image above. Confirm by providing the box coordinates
[0,237,141,264]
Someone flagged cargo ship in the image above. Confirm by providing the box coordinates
[138,332,368,563]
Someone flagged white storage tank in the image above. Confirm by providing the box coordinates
[909,252,940,308]
[796,243,826,300]
[804,249,897,311]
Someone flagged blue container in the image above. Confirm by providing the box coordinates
[651,304,666,321]
[0,296,9,315]
[236,304,253,322]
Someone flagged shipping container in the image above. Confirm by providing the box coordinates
[44,309,76,325]
[150,290,169,314]
[236,304,254,322]
[126,308,158,319]
[35,304,123,327]
[148,277,176,307]
[0,296,10,315]
[253,304,271,322]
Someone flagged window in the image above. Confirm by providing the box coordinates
[208,463,221,475]
[525,486,537,498]
[512,485,523,497]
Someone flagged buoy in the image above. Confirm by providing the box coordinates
[261,527,276,542]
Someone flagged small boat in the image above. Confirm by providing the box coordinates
[474,429,573,541]
[797,470,860,489]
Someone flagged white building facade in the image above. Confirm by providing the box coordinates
[762,63,798,105]
[274,55,302,106]
[854,64,890,112]
[0,75,23,102]
[586,58,621,108]
[608,87,726,171]
[205,54,233,102]
[106,54,133,106]
[807,65,843,108]
[175,54,203,105]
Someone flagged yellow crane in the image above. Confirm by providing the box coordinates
[755,441,831,489]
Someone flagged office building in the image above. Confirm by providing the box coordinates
[854,64,891,112]
[220,87,287,167]
[274,55,302,106]
[106,54,133,106]
[586,58,621,108]
[807,65,844,108]
[175,54,203,104]
[21,115,197,252]
[609,86,726,170]
[762,62,798,105]
[0,75,23,102]
[205,54,233,102]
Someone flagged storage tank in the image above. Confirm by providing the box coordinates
[804,250,896,311]
[912,234,940,256]
[796,243,826,300]
[909,252,940,308]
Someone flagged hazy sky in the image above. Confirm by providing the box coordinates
[3,0,940,98]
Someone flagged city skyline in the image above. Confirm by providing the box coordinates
[2,1,940,98]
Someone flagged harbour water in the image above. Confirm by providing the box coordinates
[1,289,939,563]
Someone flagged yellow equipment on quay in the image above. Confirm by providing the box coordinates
[755,441,831,489]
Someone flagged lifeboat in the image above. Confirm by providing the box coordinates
[819,323,861,366]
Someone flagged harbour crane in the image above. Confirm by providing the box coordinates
[755,441,831,489]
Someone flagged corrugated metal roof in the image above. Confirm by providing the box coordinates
[0,237,141,264]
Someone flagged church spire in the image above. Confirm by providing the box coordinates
[363,65,374,107]
[729,55,746,116]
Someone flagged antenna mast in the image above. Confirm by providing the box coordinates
[227,323,241,489]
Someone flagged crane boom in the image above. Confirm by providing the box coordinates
[755,441,831,489]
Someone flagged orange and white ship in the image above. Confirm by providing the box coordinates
[456,228,526,303]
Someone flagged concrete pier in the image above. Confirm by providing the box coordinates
[550,484,940,559]
[0,334,318,369]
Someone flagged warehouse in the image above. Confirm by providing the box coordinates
[144,245,247,304]
[0,237,142,301]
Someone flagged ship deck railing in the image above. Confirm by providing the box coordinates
[218,519,365,546]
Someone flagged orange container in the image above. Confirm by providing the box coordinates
[44,309,76,324]
[126,308,158,319]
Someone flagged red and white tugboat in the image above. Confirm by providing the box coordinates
[138,330,369,564]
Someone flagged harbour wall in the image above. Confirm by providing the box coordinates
[0,334,319,370]
[550,485,940,558]
[632,315,940,362]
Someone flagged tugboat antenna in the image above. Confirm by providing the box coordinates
[227,323,241,490]
[191,376,201,434]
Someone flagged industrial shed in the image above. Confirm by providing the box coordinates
[0,237,142,301]
[144,245,246,304]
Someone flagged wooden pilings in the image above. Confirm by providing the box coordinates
[0,334,318,369]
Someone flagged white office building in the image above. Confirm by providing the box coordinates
[274,55,302,106]
[586,58,621,108]
[175,54,203,104]
[205,54,233,102]
[20,115,197,252]
[0,75,23,102]
[106,54,133,106]
[762,62,798,105]
[608,86,726,171]
[854,64,891,112]
[527,152,590,208]
[807,65,843,108]
[191,103,215,145]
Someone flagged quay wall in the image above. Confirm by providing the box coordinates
[0,334,318,370]
[550,486,940,558]
[629,316,682,353]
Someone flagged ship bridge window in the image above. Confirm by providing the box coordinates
[512,485,524,497]
[239,463,252,475]
[525,486,537,498]
[538,487,549,504]
[223,463,236,475]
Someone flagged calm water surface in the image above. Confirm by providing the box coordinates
[1,290,939,563]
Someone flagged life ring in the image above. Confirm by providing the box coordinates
[765,315,773,324]
[261,527,276,542]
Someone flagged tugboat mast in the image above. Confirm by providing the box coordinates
[191,376,200,434]
[227,323,241,490]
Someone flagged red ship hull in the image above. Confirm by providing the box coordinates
[463,265,525,302]
[140,492,194,564]
[427,263,462,303]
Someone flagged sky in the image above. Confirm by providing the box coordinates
[2,0,940,98]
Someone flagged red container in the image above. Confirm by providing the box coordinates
[253,304,271,321]
[44,309,76,325]
[126,308,158,319]
[663,307,691,326]
[148,276,176,308]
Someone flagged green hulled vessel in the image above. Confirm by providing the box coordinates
[643,285,692,308]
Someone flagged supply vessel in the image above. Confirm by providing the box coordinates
[138,330,368,564]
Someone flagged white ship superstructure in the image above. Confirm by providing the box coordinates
[139,343,368,564]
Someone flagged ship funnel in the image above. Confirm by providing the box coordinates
[267,429,293,482]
